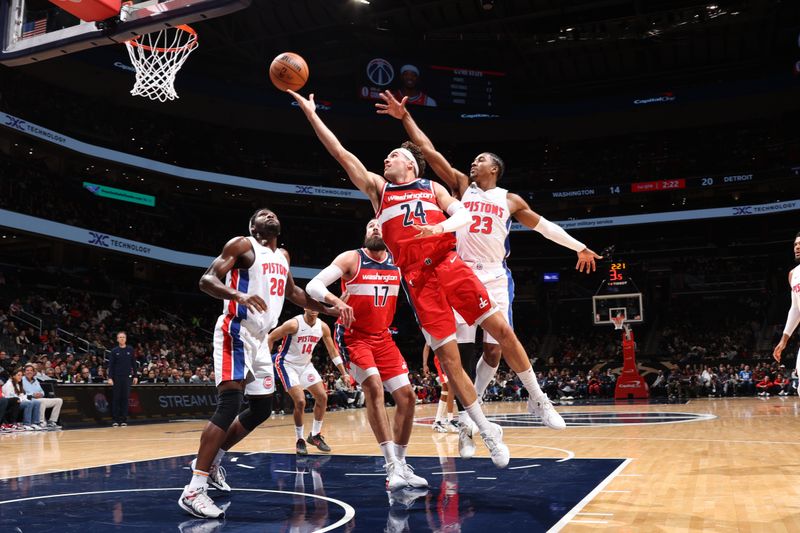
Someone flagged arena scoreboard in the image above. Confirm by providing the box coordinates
[426,65,505,110]
[542,173,755,200]
[359,57,505,112]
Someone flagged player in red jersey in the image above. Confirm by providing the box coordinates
[306,219,428,492]
[291,90,522,468]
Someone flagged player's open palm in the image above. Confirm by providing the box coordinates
[375,90,407,119]
[286,90,316,114]
[236,293,267,314]
[576,248,602,273]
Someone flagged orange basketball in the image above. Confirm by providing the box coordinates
[269,52,309,92]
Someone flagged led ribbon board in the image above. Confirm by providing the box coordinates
[83,182,156,207]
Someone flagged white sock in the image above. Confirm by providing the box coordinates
[188,469,209,491]
[465,402,492,433]
[475,356,499,398]
[517,368,544,397]
[394,442,408,462]
[435,393,448,422]
[311,419,323,436]
[312,469,323,492]
[295,425,304,440]
[446,411,454,422]
[458,410,474,429]
[213,449,226,466]
[380,441,397,465]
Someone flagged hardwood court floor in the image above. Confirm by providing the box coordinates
[1,396,798,532]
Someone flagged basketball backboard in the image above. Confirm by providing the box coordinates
[0,0,250,66]
[593,293,644,326]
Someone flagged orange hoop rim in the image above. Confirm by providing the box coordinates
[126,24,198,53]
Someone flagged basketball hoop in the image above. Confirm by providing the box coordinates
[611,314,625,330]
[124,25,198,102]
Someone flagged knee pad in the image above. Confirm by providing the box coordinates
[238,395,273,432]
[210,389,243,432]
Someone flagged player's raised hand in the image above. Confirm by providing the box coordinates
[412,224,443,239]
[236,293,267,314]
[286,90,316,115]
[375,90,408,119]
[576,248,602,273]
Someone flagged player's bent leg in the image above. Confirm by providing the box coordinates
[388,382,415,446]
[307,382,331,452]
[286,386,309,455]
[180,382,243,517]
[238,394,273,432]
[479,313,566,430]
[432,340,478,408]
[434,340,508,466]
[388,381,428,489]
[360,374,392,444]
[475,343,501,400]
[203,392,273,492]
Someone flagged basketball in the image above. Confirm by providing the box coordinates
[269,52,309,92]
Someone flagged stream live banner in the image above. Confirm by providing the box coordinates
[54,383,218,426]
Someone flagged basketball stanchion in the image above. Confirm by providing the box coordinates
[612,314,649,399]
[124,25,198,102]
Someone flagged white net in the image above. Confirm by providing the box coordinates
[611,315,625,330]
[124,25,198,102]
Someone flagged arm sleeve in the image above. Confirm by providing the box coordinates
[784,299,800,337]
[306,264,344,303]
[439,201,470,233]
[533,216,586,252]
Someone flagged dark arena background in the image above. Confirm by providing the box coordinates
[1,0,800,531]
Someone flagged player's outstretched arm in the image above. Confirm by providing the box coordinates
[412,181,471,238]
[305,251,358,328]
[287,90,384,210]
[774,270,800,363]
[321,322,349,384]
[376,90,469,197]
[266,318,300,352]
[508,193,602,273]
[199,236,267,313]
[280,249,340,319]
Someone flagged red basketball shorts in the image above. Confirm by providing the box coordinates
[334,326,408,386]
[403,250,495,342]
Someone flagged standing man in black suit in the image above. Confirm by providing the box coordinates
[108,331,137,427]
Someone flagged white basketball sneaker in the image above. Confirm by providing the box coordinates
[480,422,510,469]
[458,420,476,459]
[384,461,408,492]
[191,459,231,492]
[178,485,225,519]
[432,420,448,433]
[527,394,567,430]
[399,462,428,488]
